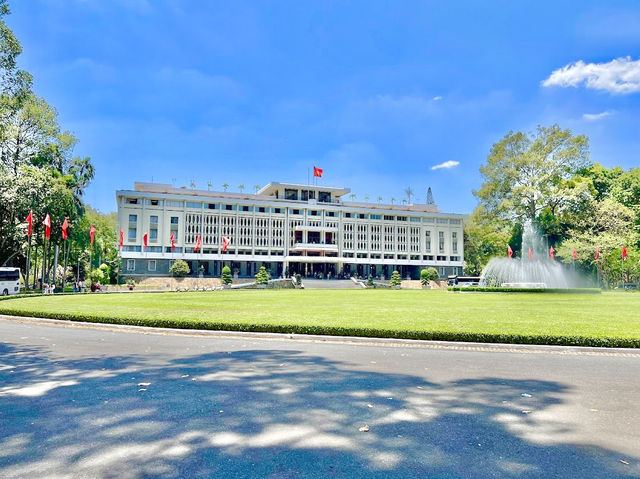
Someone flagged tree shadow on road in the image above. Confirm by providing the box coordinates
[0,341,637,478]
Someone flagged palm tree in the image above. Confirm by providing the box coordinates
[377,196,382,204]
[222,183,229,192]
[364,195,370,202]
[253,184,261,194]
[390,197,396,204]
[238,184,245,194]
[349,193,356,200]
[402,199,407,205]
[207,182,212,191]
[69,156,95,199]
[404,187,414,205]
[190,181,196,189]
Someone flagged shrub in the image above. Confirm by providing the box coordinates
[366,275,374,287]
[420,267,439,285]
[87,265,109,286]
[221,265,233,285]
[390,270,402,287]
[169,259,190,277]
[255,266,270,285]
[295,273,302,285]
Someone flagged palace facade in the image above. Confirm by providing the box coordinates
[116,181,465,279]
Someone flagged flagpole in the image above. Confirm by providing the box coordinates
[41,230,46,289]
[62,239,69,291]
[25,234,31,291]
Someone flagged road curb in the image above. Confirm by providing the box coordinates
[2,313,639,357]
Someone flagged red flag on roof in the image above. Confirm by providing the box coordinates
[170,233,176,249]
[622,246,628,261]
[42,214,51,240]
[143,232,148,250]
[222,236,231,252]
[507,245,513,258]
[26,210,33,237]
[194,235,202,252]
[528,247,533,261]
[119,229,124,248]
[549,246,555,260]
[62,218,69,240]
[313,166,323,178]
[572,249,578,260]
[89,225,97,245]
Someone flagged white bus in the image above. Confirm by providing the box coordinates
[0,267,21,296]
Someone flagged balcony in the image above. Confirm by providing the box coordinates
[294,225,338,233]
[290,242,338,253]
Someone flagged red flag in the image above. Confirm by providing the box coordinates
[170,233,176,249]
[89,225,97,245]
[222,236,231,252]
[549,246,555,260]
[119,229,124,248]
[572,249,578,260]
[528,247,533,261]
[622,246,628,261]
[62,218,69,240]
[143,232,148,250]
[595,247,600,261]
[313,166,323,178]
[507,245,513,258]
[42,214,51,240]
[194,235,202,252]
[26,210,33,237]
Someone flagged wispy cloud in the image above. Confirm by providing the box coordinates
[542,56,640,94]
[431,160,459,170]
[582,111,612,121]
[432,95,442,101]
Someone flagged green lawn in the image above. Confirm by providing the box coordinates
[1,290,640,347]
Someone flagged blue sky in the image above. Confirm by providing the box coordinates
[8,0,640,214]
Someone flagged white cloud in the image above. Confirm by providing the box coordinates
[432,96,442,101]
[582,111,612,121]
[431,160,459,170]
[542,56,640,94]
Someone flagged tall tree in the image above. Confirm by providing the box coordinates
[474,125,590,221]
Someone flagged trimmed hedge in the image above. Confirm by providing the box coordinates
[448,287,601,294]
[1,306,638,348]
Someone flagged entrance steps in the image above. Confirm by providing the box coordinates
[300,279,363,289]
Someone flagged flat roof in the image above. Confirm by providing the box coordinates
[118,181,460,216]
[257,182,350,197]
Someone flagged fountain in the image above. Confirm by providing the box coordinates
[480,219,582,288]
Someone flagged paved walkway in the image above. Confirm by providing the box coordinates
[301,279,363,289]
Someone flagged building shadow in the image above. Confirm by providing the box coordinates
[0,342,637,478]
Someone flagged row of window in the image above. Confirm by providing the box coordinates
[125,255,462,274]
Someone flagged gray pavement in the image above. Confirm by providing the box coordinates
[0,316,639,478]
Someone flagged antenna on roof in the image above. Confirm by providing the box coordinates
[426,187,435,205]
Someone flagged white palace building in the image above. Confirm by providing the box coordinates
[116,181,465,280]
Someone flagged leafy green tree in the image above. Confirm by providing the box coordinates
[169,259,190,277]
[474,125,589,222]
[556,197,639,286]
[221,265,232,285]
[462,209,511,275]
[390,270,402,287]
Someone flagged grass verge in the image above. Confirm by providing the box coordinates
[1,289,639,348]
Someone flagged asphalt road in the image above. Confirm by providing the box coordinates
[0,316,639,478]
